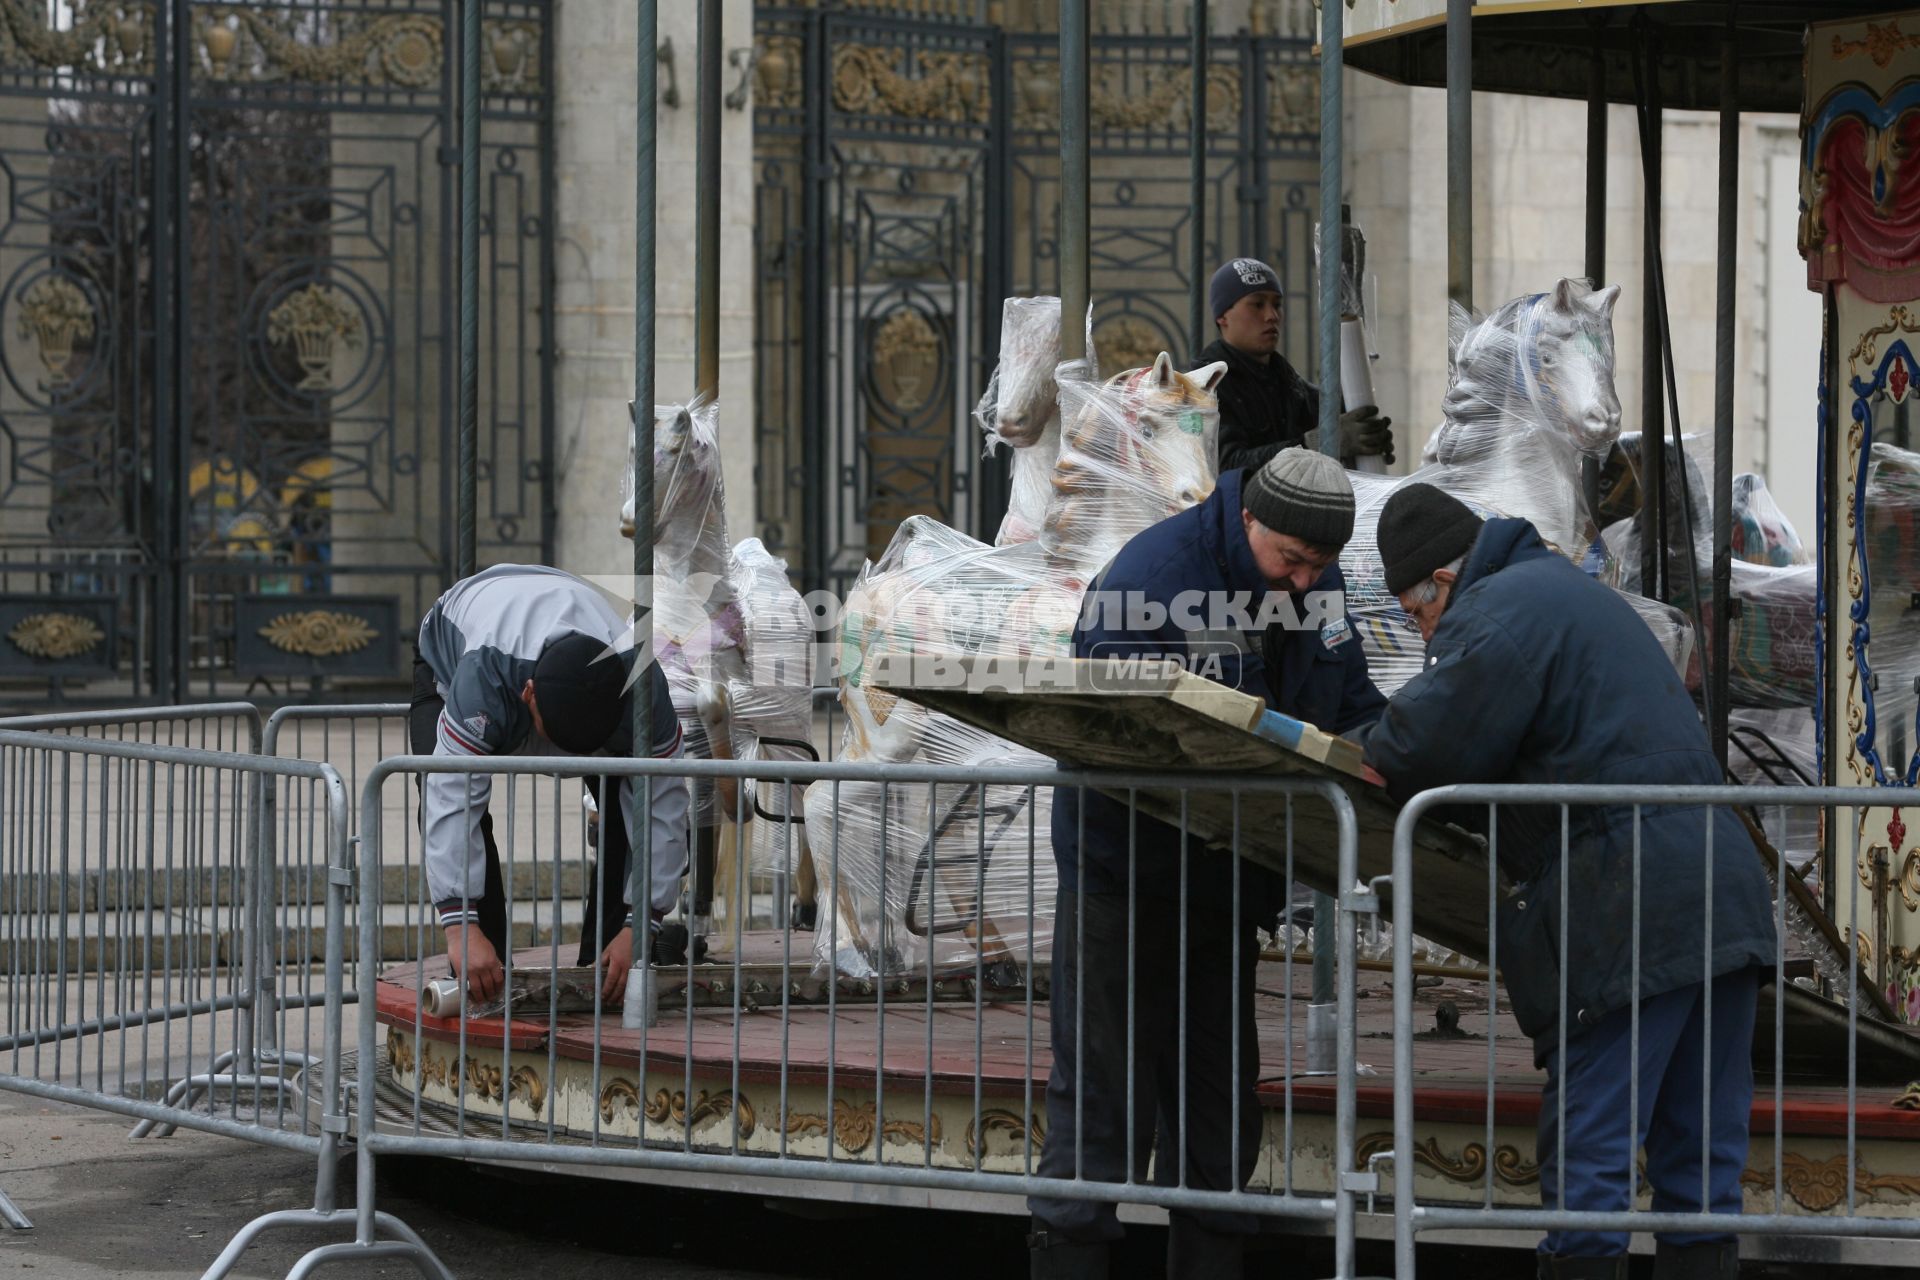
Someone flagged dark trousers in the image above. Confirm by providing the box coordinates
[1029,887,1261,1245]
[1536,967,1758,1258]
[408,652,632,966]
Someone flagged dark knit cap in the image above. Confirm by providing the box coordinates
[1243,447,1355,549]
[532,632,627,754]
[1209,257,1281,322]
[1378,483,1485,597]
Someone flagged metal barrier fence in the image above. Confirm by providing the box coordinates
[1386,783,1920,1276]
[0,702,264,755]
[0,728,362,1245]
[349,754,1371,1278]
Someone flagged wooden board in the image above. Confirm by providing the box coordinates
[873,654,1496,960]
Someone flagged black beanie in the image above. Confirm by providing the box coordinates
[1378,483,1485,597]
[1209,257,1281,322]
[532,632,627,753]
[1243,447,1355,549]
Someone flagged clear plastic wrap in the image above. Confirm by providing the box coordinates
[805,517,1070,978]
[728,537,818,876]
[1732,473,1810,567]
[1728,706,1819,885]
[1418,280,1624,557]
[974,296,1095,548]
[1342,283,1703,696]
[634,398,747,830]
[1038,353,1225,586]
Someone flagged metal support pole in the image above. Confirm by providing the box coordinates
[457,0,480,580]
[1710,20,1739,768]
[1636,30,1666,600]
[1584,39,1607,288]
[1316,0,1343,458]
[631,0,659,1022]
[1188,0,1208,358]
[1446,0,1472,312]
[1060,0,1089,364]
[1582,34,1608,523]
[695,0,722,401]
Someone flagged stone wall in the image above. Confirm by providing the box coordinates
[550,0,757,583]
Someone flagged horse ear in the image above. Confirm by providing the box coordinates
[1551,278,1582,312]
[1446,302,1476,366]
[1584,284,1622,318]
[1149,351,1176,385]
[1190,360,1228,393]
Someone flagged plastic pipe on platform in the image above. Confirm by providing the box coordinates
[1447,0,1472,312]
[1060,0,1089,364]
[457,0,480,579]
[1188,0,1207,358]
[695,0,721,401]
[1710,19,1739,768]
[629,0,659,1030]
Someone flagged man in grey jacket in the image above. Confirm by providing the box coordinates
[412,564,690,1005]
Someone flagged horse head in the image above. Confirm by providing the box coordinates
[988,298,1064,448]
[1040,351,1225,578]
[1440,278,1622,459]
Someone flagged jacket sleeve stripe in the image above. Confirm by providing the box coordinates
[439,711,487,756]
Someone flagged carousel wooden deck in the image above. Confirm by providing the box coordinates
[371,933,1920,1220]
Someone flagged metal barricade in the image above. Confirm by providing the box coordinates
[128,704,412,1142]
[342,754,1372,1277]
[0,727,448,1275]
[1384,783,1920,1274]
[0,702,264,755]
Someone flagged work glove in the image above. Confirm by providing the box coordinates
[1306,405,1395,465]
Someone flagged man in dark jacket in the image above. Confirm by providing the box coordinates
[1363,485,1776,1280]
[1028,449,1386,1279]
[1191,257,1394,471]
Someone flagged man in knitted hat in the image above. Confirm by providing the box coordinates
[1029,449,1385,1279]
[1193,256,1394,471]
[411,564,690,1008]
[1365,485,1774,1280]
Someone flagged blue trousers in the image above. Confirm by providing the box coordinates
[1536,967,1758,1258]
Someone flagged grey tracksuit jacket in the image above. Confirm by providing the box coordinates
[417,564,691,926]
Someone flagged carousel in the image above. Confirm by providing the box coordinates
[360,3,1920,1266]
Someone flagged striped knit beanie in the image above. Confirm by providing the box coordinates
[1243,447,1355,549]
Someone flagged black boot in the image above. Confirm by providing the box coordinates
[1166,1218,1245,1280]
[1651,1240,1739,1280]
[1028,1227,1108,1280]
[1537,1255,1629,1280]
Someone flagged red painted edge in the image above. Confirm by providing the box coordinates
[374,979,553,1052]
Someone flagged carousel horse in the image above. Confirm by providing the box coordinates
[977,296,1074,547]
[1039,351,1225,585]
[805,352,1228,979]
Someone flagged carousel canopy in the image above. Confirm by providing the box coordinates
[1342,1,1907,114]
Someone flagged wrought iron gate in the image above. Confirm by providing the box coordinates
[752,3,1320,594]
[0,0,552,700]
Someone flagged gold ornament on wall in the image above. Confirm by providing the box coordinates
[1092,316,1164,380]
[1741,1151,1920,1211]
[873,309,940,409]
[258,610,378,658]
[7,611,103,660]
[830,43,988,123]
[216,8,443,87]
[0,0,152,75]
[1353,1131,1541,1188]
[1833,19,1920,68]
[17,276,95,388]
[266,284,363,392]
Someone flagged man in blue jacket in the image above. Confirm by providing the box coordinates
[1364,484,1776,1280]
[1028,449,1386,1279]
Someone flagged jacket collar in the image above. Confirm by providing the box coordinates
[1449,516,1553,606]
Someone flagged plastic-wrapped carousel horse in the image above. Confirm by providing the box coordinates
[622,399,818,944]
[805,343,1225,980]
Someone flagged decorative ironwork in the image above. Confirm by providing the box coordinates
[16,276,95,388]
[752,8,1319,591]
[831,43,989,122]
[783,1100,940,1153]
[214,9,444,87]
[1092,316,1166,378]
[7,611,103,659]
[265,283,363,392]
[0,0,151,76]
[257,610,378,657]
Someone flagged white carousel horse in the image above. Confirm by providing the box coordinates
[805,352,1227,979]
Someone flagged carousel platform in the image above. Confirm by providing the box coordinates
[368,929,1920,1259]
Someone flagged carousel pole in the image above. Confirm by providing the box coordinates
[1446,0,1472,312]
[1709,15,1739,768]
[626,0,659,1029]
[1188,0,1207,357]
[1583,26,1607,522]
[696,0,722,401]
[1635,24,1667,601]
[1060,0,1089,365]
[457,0,480,580]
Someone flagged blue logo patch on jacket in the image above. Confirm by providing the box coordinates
[1320,616,1353,650]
